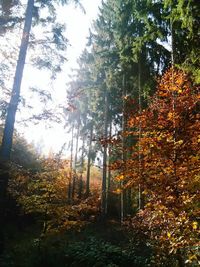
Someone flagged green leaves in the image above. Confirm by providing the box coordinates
[65,237,135,267]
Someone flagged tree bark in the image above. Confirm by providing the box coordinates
[0,0,34,254]
[0,0,34,161]
[106,119,112,216]
[107,120,112,192]
[101,87,108,218]
[121,74,126,223]
[68,125,74,203]
[72,123,80,199]
[138,56,145,210]
[78,138,85,199]
[85,123,93,198]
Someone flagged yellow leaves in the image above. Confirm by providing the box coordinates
[190,155,199,163]
[167,232,171,238]
[166,136,173,143]
[177,139,183,145]
[145,202,151,208]
[185,254,198,264]
[192,221,198,230]
[142,190,148,195]
[113,188,122,195]
[167,112,173,120]
[165,167,172,175]
[116,174,124,181]
[166,195,174,202]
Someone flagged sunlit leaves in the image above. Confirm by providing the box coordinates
[118,68,200,264]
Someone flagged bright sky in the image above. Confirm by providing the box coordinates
[17,0,102,155]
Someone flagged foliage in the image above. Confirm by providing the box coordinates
[1,0,200,266]
[8,154,101,234]
[65,237,135,267]
[0,221,153,267]
[122,68,200,265]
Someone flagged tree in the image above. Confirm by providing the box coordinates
[0,0,34,161]
[0,0,71,160]
[63,0,200,224]
[0,0,22,34]
[126,68,200,265]
[86,122,93,197]
[0,0,81,254]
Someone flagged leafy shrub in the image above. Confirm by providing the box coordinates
[64,237,146,267]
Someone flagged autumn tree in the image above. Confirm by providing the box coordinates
[125,68,200,265]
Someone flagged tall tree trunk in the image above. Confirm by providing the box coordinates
[106,117,112,214]
[106,119,112,215]
[86,123,93,198]
[0,0,34,161]
[121,74,126,223]
[78,138,85,199]
[72,123,80,199]
[107,120,112,192]
[0,0,34,254]
[68,125,74,203]
[170,16,178,187]
[101,87,108,218]
[138,56,144,210]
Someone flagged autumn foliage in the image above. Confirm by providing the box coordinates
[120,68,200,264]
[5,68,199,266]
[8,156,100,234]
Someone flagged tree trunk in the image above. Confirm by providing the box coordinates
[85,123,93,198]
[121,74,126,223]
[68,125,74,203]
[78,138,85,199]
[0,0,34,161]
[72,123,80,199]
[0,0,34,254]
[106,119,112,215]
[138,56,145,210]
[107,120,112,192]
[101,87,108,218]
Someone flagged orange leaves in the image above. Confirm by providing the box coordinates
[121,68,200,263]
[158,67,191,96]
[116,174,124,181]
[112,188,122,195]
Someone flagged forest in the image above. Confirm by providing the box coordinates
[0,0,200,266]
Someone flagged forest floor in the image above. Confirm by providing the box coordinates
[0,218,152,267]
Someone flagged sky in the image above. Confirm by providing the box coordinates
[17,0,102,155]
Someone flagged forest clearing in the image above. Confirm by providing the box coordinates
[0,0,199,266]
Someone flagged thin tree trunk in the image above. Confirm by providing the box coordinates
[138,56,142,210]
[0,0,34,160]
[72,123,80,199]
[68,125,74,203]
[121,74,127,223]
[171,14,175,67]
[78,138,85,199]
[101,87,108,218]
[170,16,178,187]
[107,120,112,192]
[86,123,93,198]
[106,119,112,215]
